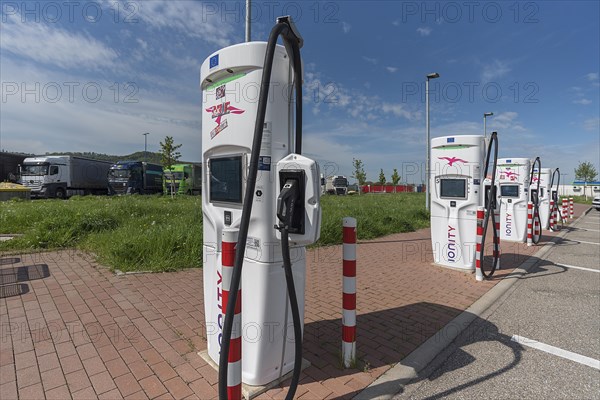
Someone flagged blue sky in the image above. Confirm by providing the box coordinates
[1,0,598,183]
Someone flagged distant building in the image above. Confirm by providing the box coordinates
[558,181,600,197]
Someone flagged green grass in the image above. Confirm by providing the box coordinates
[564,195,595,205]
[0,193,428,272]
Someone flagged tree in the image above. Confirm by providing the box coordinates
[160,136,182,198]
[574,161,598,199]
[378,169,386,187]
[352,158,367,194]
[391,168,401,193]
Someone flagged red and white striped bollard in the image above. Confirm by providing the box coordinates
[562,198,568,223]
[569,197,574,218]
[222,229,242,400]
[342,217,357,368]
[549,199,555,231]
[494,207,501,270]
[527,201,533,246]
[533,210,541,242]
[475,207,484,281]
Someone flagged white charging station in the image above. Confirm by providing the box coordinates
[200,38,320,387]
[536,168,552,229]
[430,135,485,270]
[496,158,531,242]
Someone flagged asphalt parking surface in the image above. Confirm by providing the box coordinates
[396,209,600,400]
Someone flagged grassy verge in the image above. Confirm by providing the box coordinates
[564,195,594,205]
[0,193,428,272]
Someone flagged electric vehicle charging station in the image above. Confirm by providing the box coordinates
[536,168,552,229]
[200,17,321,397]
[430,135,486,270]
[496,158,531,242]
[528,157,542,244]
[549,168,561,230]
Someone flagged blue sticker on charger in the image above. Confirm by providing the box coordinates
[258,156,271,171]
[210,54,219,69]
[447,137,455,143]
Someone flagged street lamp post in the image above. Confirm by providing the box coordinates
[425,72,440,212]
[246,0,251,42]
[483,112,494,139]
[143,132,149,162]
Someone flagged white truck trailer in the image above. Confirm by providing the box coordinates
[19,155,112,198]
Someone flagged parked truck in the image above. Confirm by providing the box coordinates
[18,155,112,198]
[163,163,202,195]
[1,152,27,182]
[326,175,349,195]
[108,161,163,195]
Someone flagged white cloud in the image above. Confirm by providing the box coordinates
[386,67,399,73]
[133,0,236,47]
[0,13,118,70]
[0,58,202,161]
[583,118,600,132]
[381,103,416,120]
[586,72,599,81]
[486,111,527,133]
[136,38,148,50]
[342,22,351,34]
[416,27,432,36]
[573,99,592,105]
[304,70,419,123]
[481,60,511,81]
[362,56,378,65]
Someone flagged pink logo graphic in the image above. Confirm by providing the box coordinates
[205,101,245,139]
[438,157,467,166]
[500,170,519,181]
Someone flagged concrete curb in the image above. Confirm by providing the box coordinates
[354,207,593,400]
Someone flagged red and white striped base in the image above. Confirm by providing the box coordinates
[475,207,484,281]
[569,197,574,219]
[342,217,357,368]
[562,198,568,223]
[494,208,501,270]
[222,229,241,400]
[549,199,555,231]
[527,202,533,247]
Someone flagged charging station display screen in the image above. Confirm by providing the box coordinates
[440,179,466,198]
[210,156,242,204]
[501,185,519,197]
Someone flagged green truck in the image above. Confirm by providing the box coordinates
[163,163,202,195]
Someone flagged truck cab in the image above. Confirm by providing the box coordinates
[326,175,348,195]
[19,156,68,198]
[108,161,163,195]
[163,163,202,195]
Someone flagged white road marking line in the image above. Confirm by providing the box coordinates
[553,262,600,273]
[574,240,600,246]
[511,335,600,370]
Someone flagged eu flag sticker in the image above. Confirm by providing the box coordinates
[209,54,219,69]
[447,137,455,143]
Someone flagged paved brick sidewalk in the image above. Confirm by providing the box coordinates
[0,204,587,399]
